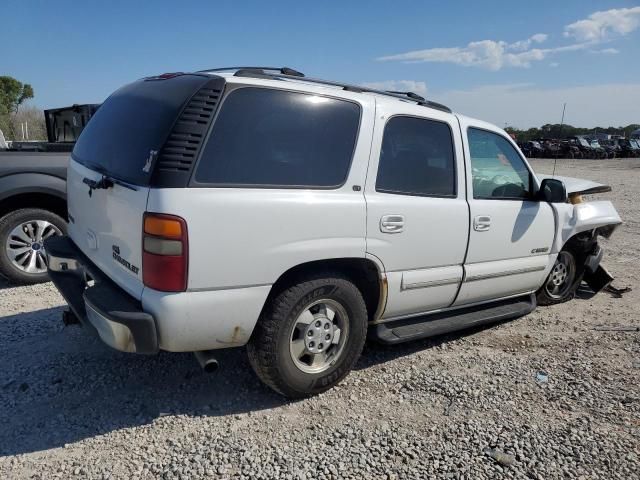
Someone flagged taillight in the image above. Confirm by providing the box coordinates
[142,213,188,292]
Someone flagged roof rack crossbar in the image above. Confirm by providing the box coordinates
[386,90,426,102]
[196,66,305,77]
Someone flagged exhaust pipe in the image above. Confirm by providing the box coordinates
[194,350,219,373]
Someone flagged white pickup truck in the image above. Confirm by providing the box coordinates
[45,67,622,398]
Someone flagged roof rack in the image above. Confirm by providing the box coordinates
[196,67,452,113]
[196,66,305,77]
[386,91,426,102]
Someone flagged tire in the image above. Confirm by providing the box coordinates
[247,274,368,398]
[0,208,66,284]
[536,250,584,306]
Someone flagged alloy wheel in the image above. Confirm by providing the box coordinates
[544,251,576,299]
[5,220,61,274]
[289,299,350,374]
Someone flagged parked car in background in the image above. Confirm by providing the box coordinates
[598,139,618,159]
[45,68,622,398]
[612,138,640,157]
[0,104,98,283]
[518,140,544,158]
[588,139,608,159]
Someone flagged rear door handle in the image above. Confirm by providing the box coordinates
[380,215,405,233]
[473,215,491,232]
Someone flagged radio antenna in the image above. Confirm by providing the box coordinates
[552,102,566,177]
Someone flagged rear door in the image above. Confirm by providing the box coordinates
[67,161,149,298]
[454,119,555,306]
[67,74,222,299]
[365,103,469,320]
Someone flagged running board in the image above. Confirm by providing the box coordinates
[372,294,536,344]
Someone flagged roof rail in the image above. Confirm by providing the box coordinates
[274,74,452,113]
[386,91,426,102]
[196,66,305,77]
[196,67,452,113]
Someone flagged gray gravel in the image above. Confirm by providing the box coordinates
[1,158,639,479]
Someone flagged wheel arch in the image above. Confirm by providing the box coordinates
[0,173,67,220]
[264,257,387,323]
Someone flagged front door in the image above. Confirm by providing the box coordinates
[365,104,469,320]
[454,121,555,306]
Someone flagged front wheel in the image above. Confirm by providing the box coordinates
[247,275,368,398]
[536,250,583,306]
[0,208,66,284]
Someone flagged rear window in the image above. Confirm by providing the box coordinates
[72,75,212,185]
[193,87,361,188]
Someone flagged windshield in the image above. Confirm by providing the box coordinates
[577,138,590,148]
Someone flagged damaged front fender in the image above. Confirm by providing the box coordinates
[551,200,622,254]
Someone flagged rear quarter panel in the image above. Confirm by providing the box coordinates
[147,187,367,291]
[145,94,375,291]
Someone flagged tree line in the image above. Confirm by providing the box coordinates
[0,76,47,141]
[505,123,640,142]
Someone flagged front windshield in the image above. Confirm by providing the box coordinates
[578,138,590,148]
[631,139,640,149]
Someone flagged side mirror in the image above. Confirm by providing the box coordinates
[538,178,567,203]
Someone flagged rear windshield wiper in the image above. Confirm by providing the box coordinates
[83,175,138,192]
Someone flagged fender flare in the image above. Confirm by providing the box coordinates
[0,173,66,204]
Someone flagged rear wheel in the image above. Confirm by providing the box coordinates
[247,274,368,398]
[0,208,66,284]
[536,250,583,306]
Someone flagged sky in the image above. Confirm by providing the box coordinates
[2,0,640,129]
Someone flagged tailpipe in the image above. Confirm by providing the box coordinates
[194,350,219,373]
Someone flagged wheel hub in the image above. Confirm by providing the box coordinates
[551,262,568,286]
[303,317,335,354]
[544,251,576,300]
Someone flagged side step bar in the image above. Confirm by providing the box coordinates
[371,294,536,344]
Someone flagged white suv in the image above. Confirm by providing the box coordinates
[46,67,622,398]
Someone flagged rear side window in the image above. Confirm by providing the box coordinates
[376,116,456,197]
[73,75,215,186]
[194,88,360,188]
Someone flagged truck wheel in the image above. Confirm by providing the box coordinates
[247,274,368,398]
[536,250,584,306]
[0,208,66,284]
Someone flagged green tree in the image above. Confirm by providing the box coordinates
[0,76,34,113]
[0,76,35,139]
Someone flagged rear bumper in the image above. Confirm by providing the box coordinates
[45,236,158,354]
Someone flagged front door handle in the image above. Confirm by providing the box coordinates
[380,215,405,233]
[473,215,491,232]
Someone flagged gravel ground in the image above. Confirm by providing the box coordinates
[0,158,638,479]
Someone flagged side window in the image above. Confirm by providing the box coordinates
[376,116,456,197]
[194,87,360,187]
[468,128,532,200]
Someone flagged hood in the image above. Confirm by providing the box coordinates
[538,174,611,196]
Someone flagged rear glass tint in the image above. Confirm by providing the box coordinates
[72,75,212,185]
[194,87,361,188]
